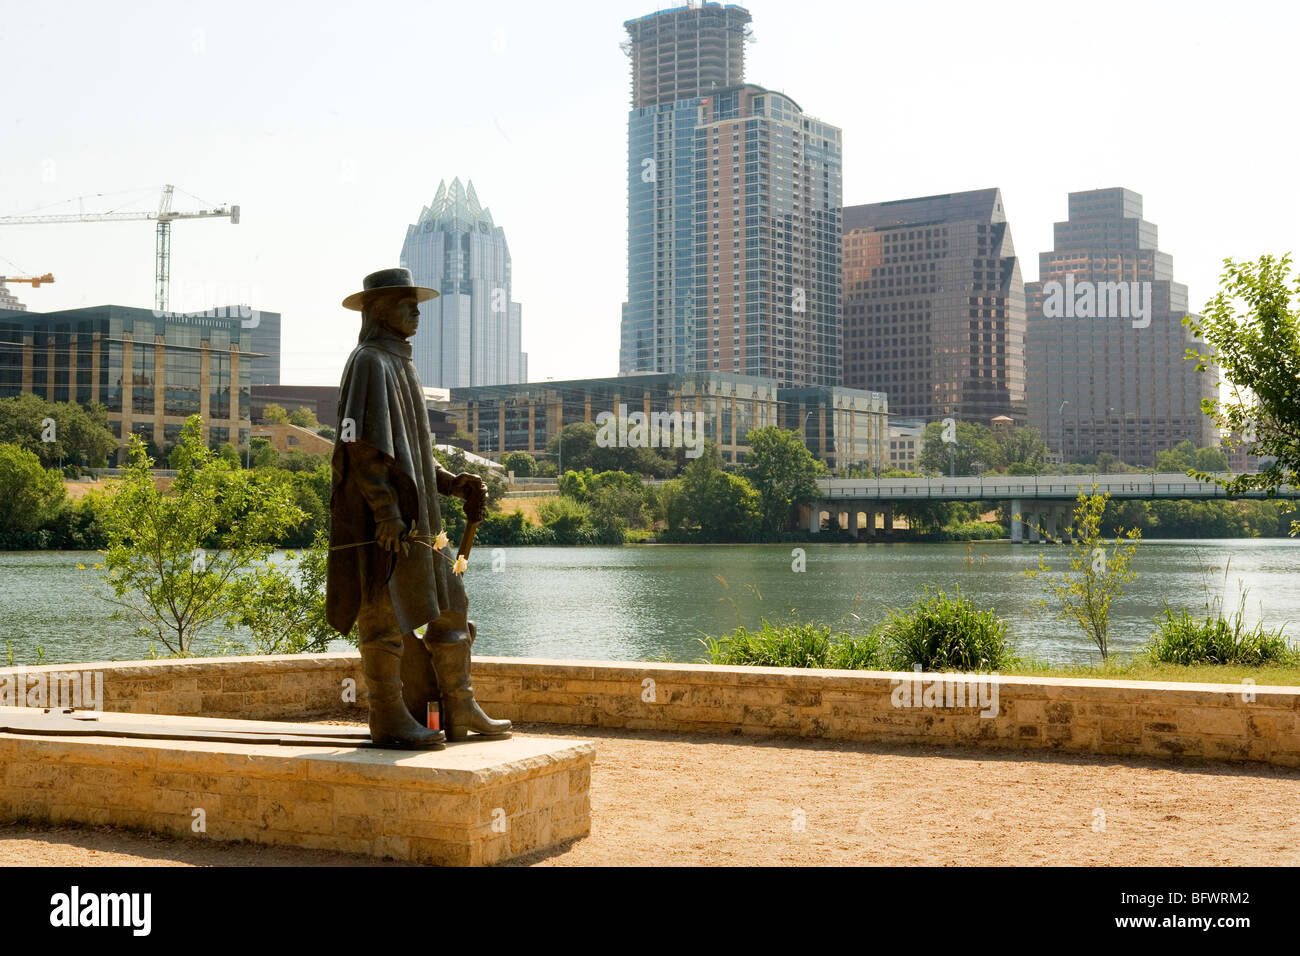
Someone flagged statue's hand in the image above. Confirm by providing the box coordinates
[375,516,407,553]
[454,472,489,522]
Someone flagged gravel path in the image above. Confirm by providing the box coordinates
[4,724,1298,866]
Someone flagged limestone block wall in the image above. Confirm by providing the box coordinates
[2,655,1297,767]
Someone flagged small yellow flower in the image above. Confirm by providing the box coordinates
[434,530,450,551]
[452,554,469,576]
[76,563,86,570]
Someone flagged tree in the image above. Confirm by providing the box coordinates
[1155,439,1196,473]
[500,451,537,478]
[223,530,338,654]
[663,445,761,541]
[1194,445,1229,473]
[261,403,289,424]
[217,442,242,468]
[743,426,823,534]
[1185,254,1300,527]
[995,427,1048,474]
[916,420,998,475]
[287,406,320,430]
[250,437,279,469]
[546,420,675,477]
[0,394,117,467]
[96,416,305,655]
[0,443,65,535]
[1024,490,1141,660]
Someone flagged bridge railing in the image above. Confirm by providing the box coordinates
[813,473,1289,501]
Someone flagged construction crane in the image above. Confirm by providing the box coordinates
[0,273,54,287]
[0,185,239,312]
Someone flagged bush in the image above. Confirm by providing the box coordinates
[1146,605,1296,666]
[699,621,882,670]
[878,588,1017,672]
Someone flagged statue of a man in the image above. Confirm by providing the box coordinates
[326,268,511,749]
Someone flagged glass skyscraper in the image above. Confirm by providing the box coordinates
[400,178,527,388]
[620,3,842,387]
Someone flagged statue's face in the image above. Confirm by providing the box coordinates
[369,292,420,338]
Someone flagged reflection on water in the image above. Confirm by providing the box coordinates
[1,540,1297,666]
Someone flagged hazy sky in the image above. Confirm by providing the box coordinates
[2,0,1296,386]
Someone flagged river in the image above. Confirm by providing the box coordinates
[1,540,1297,666]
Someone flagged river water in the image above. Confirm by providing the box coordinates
[1,540,1297,666]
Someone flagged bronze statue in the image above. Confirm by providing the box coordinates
[326,268,512,749]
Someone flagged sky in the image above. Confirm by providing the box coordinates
[1,0,1297,387]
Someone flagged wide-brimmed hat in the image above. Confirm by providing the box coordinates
[342,267,439,311]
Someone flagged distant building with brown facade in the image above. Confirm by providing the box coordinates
[842,188,1026,424]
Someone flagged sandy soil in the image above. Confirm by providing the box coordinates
[4,724,1298,866]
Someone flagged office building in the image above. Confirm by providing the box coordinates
[400,178,527,389]
[1024,188,1216,465]
[620,4,842,386]
[842,188,1026,423]
[448,372,887,471]
[0,304,257,459]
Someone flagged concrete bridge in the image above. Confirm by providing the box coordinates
[802,473,1295,542]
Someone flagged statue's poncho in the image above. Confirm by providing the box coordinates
[326,328,449,637]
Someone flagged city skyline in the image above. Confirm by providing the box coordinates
[0,0,1296,391]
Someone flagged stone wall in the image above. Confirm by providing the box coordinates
[2,655,1298,767]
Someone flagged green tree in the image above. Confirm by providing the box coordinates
[262,403,289,424]
[223,530,338,654]
[663,446,761,541]
[1185,254,1300,526]
[1025,491,1141,660]
[743,426,823,534]
[500,451,537,478]
[1194,445,1229,473]
[0,394,117,467]
[916,420,998,475]
[217,442,242,468]
[287,406,320,429]
[0,443,65,536]
[250,437,279,469]
[1155,439,1195,472]
[995,427,1048,474]
[96,416,305,655]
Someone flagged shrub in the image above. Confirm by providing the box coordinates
[1146,604,1295,666]
[698,620,882,670]
[879,588,1016,672]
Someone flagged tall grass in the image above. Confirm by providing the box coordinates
[699,589,1016,673]
[697,621,882,670]
[1146,601,1295,666]
[878,587,1018,672]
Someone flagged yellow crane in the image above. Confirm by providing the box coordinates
[0,185,238,312]
[0,273,54,287]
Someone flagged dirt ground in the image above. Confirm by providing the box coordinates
[3,722,1298,866]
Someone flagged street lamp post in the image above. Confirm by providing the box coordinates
[1058,400,1070,474]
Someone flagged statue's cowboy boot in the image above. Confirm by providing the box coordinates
[427,634,512,740]
[361,637,446,749]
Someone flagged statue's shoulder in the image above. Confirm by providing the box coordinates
[345,341,399,375]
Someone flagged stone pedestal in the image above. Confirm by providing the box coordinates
[0,707,593,865]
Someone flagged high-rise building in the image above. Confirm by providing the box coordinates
[620,3,842,387]
[842,189,1026,422]
[400,178,527,388]
[0,283,26,312]
[1025,188,1215,465]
